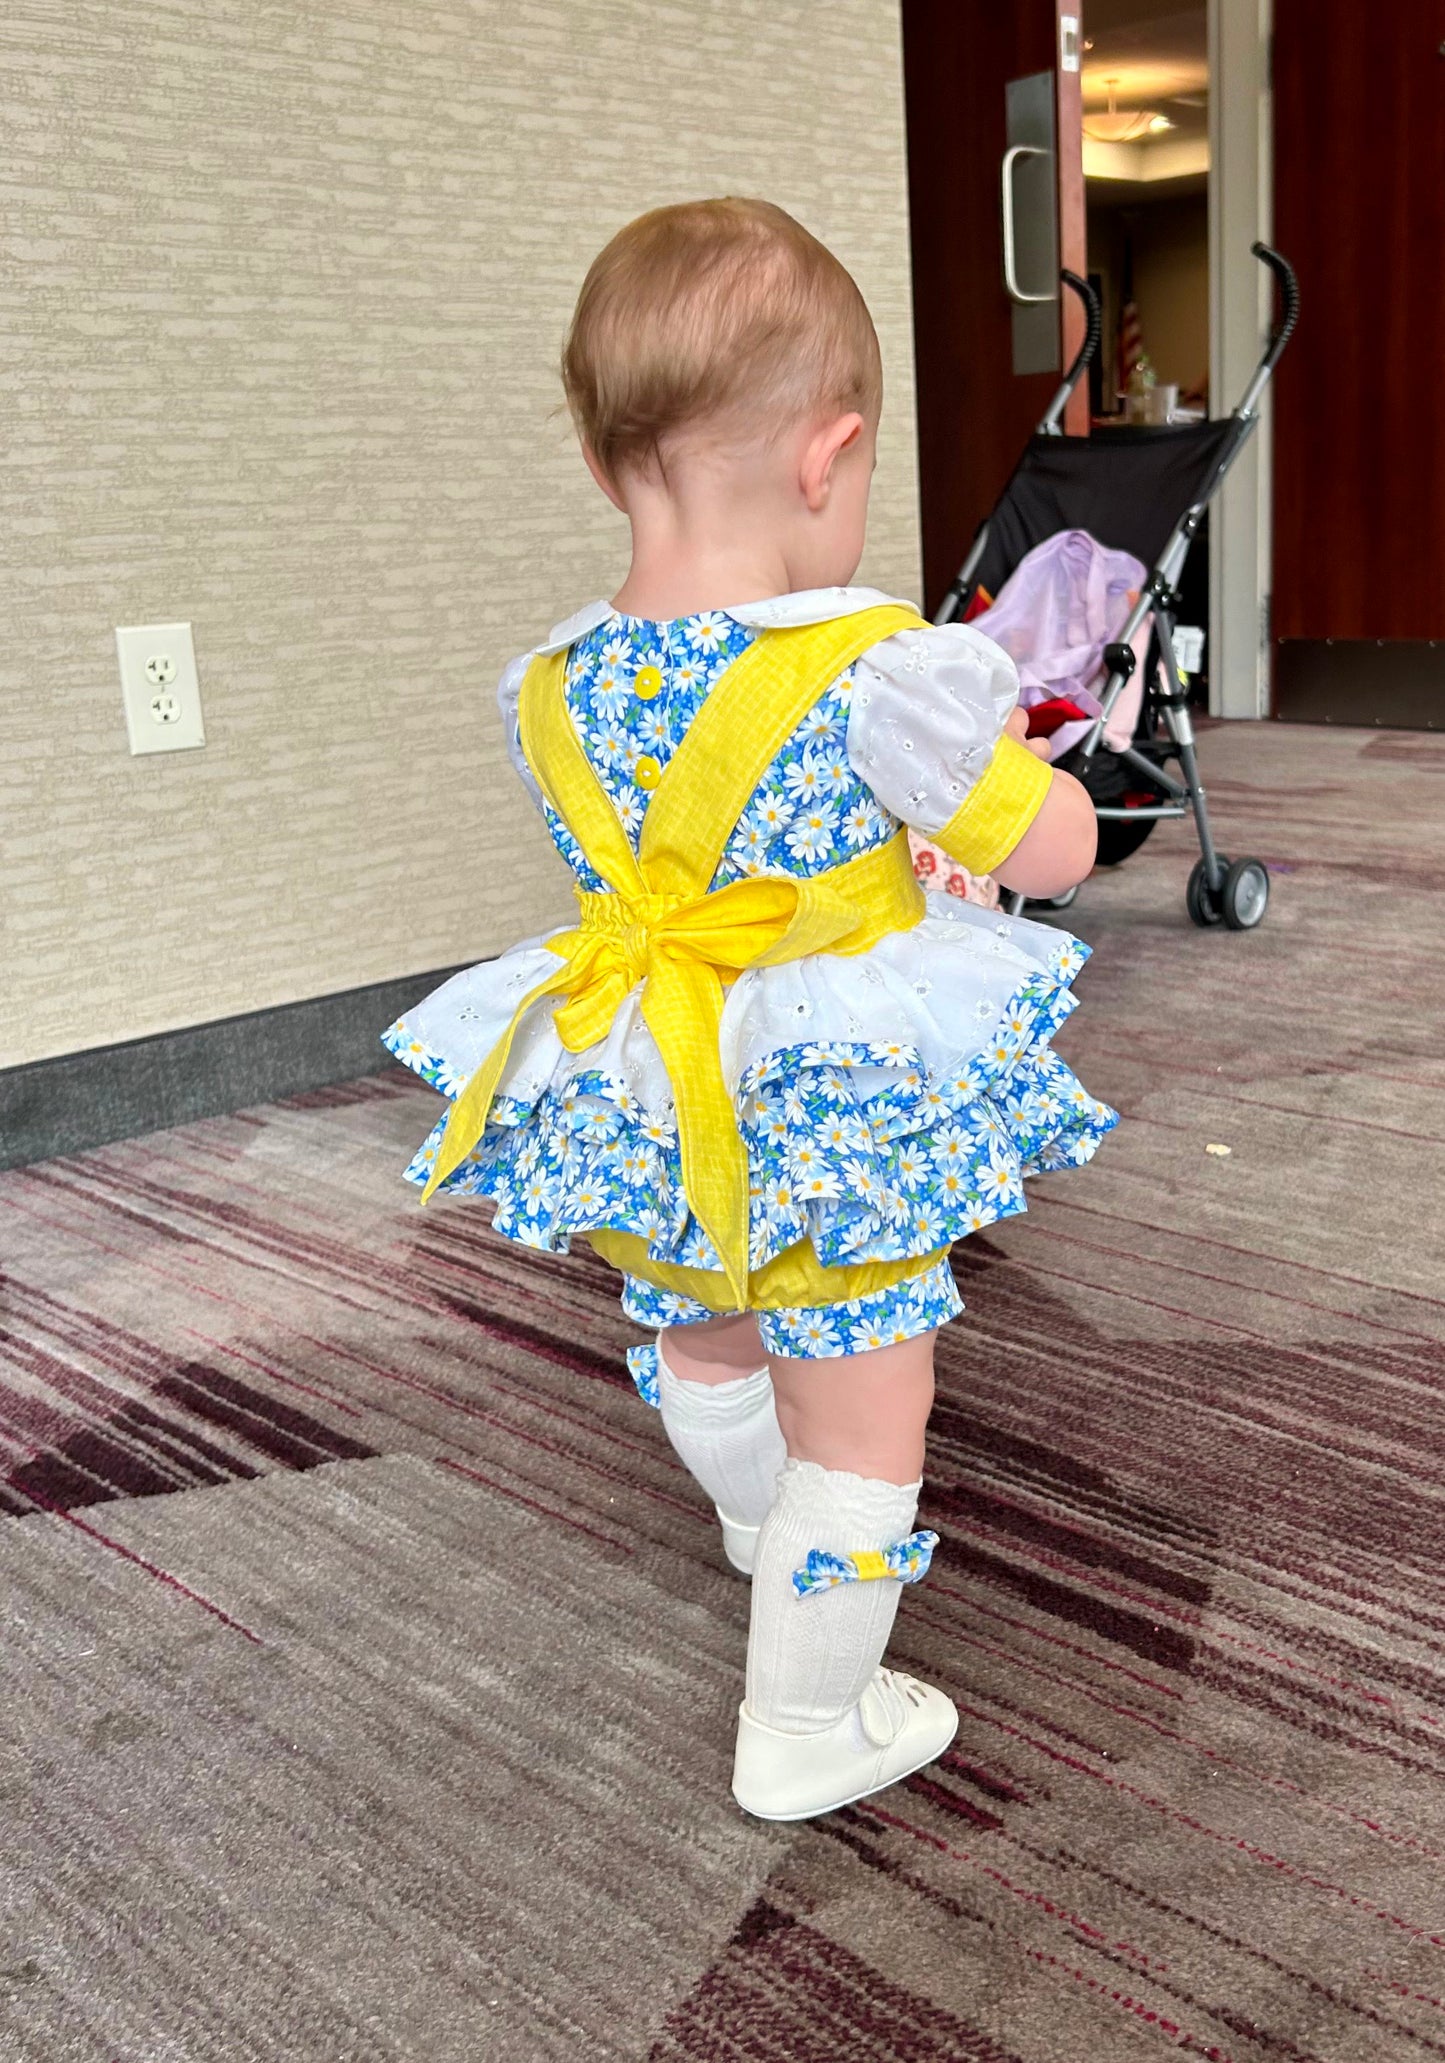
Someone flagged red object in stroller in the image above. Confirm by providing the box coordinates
[936,245,1299,931]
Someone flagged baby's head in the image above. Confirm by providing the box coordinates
[562,199,882,593]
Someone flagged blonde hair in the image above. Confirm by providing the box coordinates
[561,198,882,478]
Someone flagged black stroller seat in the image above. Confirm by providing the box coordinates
[937,247,1299,931]
[966,420,1237,604]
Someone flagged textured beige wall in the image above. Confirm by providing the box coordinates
[0,0,920,1069]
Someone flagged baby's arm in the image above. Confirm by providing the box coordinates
[990,707,1097,898]
[848,624,1096,900]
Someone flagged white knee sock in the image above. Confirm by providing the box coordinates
[655,1341,787,1529]
[745,1458,921,1735]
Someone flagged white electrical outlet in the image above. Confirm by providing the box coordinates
[116,622,205,755]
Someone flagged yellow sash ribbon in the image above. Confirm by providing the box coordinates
[421,605,930,1306]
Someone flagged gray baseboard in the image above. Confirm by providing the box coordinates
[0,965,468,1172]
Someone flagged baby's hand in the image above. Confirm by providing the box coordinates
[1005,706,1053,761]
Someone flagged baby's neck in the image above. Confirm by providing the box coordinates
[607,458,815,620]
[610,540,797,622]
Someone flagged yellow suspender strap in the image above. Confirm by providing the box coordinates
[517,605,927,896]
[518,651,646,898]
[638,606,926,893]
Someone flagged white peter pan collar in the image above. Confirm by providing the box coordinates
[531,585,915,655]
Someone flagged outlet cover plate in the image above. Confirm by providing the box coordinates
[116,622,205,754]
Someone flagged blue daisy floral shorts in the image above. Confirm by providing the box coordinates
[620,1251,963,1360]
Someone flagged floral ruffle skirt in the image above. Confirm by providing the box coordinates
[383,918,1117,1295]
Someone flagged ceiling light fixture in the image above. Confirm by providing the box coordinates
[1082,79,1163,145]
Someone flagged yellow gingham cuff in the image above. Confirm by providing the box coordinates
[933,734,1053,877]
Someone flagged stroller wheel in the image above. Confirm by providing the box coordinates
[1186,856,1227,927]
[1220,857,1270,931]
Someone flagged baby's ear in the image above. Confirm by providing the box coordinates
[582,441,628,513]
[801,411,865,511]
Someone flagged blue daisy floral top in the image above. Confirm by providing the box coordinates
[533,608,892,894]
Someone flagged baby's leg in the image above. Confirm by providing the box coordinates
[660,1311,768,1383]
[654,1313,785,1573]
[750,1332,934,1725]
[734,1328,955,1818]
[768,1332,935,1484]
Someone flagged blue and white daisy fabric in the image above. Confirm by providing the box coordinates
[384,588,1117,1358]
[520,606,895,894]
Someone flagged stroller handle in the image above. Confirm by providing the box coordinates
[1252,242,1300,375]
[1061,269,1103,388]
[1038,270,1103,434]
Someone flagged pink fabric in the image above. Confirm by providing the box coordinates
[907,831,1000,909]
[972,529,1151,761]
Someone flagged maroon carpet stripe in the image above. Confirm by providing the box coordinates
[945,1695,1445,1950]
[21,1486,263,1644]
[831,1807,1269,2063]
[651,1898,1033,2063]
[930,1593,1445,1860]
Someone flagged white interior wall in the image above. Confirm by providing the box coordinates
[1208,0,1274,718]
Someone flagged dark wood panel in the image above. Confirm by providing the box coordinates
[1275,639,1445,728]
[902,0,1062,613]
[1273,0,1445,642]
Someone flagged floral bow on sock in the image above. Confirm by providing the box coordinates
[792,1530,940,1600]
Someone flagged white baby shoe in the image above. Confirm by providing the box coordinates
[731,1667,958,1821]
[718,1511,760,1576]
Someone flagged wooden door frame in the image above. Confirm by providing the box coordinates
[902,1,1090,611]
[1208,0,1274,718]
[1056,7,1089,437]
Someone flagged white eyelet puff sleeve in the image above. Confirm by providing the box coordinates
[845,621,1021,837]
[497,651,546,816]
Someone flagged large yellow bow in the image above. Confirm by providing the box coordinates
[420,842,921,1306]
[552,880,804,1052]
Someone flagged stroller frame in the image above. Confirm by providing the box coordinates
[935,244,1299,930]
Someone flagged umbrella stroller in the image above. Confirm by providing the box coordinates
[936,243,1299,930]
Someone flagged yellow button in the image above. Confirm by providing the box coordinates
[633,665,663,700]
[635,754,662,791]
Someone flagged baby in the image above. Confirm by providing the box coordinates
[385,199,1113,1820]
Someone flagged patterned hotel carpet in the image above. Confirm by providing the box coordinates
[3,721,1445,2062]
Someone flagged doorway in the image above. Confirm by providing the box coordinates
[1271,0,1445,727]
[903,0,1275,720]
[1083,2,1212,696]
